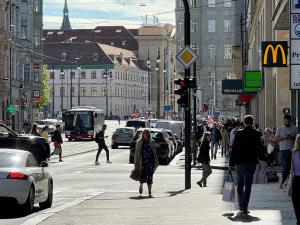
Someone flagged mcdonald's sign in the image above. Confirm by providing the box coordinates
[262,41,288,67]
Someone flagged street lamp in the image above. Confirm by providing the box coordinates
[75,57,81,106]
[52,66,55,117]
[156,48,161,118]
[147,50,151,117]
[60,67,64,112]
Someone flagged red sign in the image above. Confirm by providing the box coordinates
[238,95,254,103]
[33,64,40,70]
[34,96,41,103]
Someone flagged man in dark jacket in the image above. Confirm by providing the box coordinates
[229,115,262,215]
[51,124,63,162]
[95,125,111,165]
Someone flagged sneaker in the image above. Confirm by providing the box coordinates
[95,161,100,165]
[106,161,112,164]
[197,181,202,187]
[59,159,63,162]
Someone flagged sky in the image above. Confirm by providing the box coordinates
[43,0,176,29]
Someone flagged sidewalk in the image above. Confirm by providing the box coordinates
[38,152,296,225]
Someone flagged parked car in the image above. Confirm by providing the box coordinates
[111,127,136,149]
[0,149,53,214]
[148,119,158,128]
[0,124,50,164]
[125,119,149,129]
[129,128,174,165]
[156,120,184,146]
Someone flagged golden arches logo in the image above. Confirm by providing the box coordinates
[263,44,287,65]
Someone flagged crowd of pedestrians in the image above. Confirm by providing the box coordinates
[194,114,300,224]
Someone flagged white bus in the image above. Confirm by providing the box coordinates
[62,106,105,141]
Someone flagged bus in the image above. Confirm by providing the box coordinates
[62,106,105,141]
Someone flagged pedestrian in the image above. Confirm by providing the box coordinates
[40,126,49,142]
[196,132,212,187]
[30,123,40,136]
[264,127,276,166]
[210,123,221,160]
[275,114,298,187]
[292,134,300,225]
[220,125,229,157]
[95,124,111,165]
[134,129,159,197]
[118,116,121,125]
[51,124,63,162]
[230,115,263,215]
[229,122,240,154]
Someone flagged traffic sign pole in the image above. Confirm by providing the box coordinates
[183,0,191,190]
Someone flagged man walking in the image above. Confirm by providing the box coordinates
[230,115,262,215]
[51,124,63,162]
[210,123,221,160]
[95,124,111,165]
[275,114,298,186]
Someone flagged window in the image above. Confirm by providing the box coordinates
[190,0,197,7]
[178,0,183,7]
[21,20,27,39]
[80,71,86,79]
[80,87,86,97]
[224,72,233,79]
[60,87,65,97]
[208,20,215,32]
[224,20,232,32]
[70,71,75,79]
[91,87,97,96]
[208,44,216,59]
[33,0,40,12]
[91,71,97,79]
[191,43,198,54]
[191,20,197,32]
[224,43,232,59]
[50,71,54,79]
[178,19,183,33]
[60,72,65,79]
[208,0,215,7]
[224,0,232,7]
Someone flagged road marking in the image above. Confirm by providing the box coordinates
[73,170,84,174]
[20,191,104,225]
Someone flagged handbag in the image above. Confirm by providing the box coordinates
[267,144,274,154]
[129,169,139,181]
[52,147,62,156]
[222,170,235,202]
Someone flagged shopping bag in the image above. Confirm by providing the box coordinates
[52,147,62,156]
[129,169,139,181]
[222,170,235,202]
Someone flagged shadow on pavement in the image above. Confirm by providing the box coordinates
[129,196,152,200]
[166,189,186,197]
[224,212,261,222]
[0,206,40,219]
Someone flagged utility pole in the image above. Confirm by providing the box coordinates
[183,0,191,190]
[52,66,55,117]
[70,66,73,108]
[147,50,151,117]
[192,62,197,166]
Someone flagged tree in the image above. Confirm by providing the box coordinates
[39,65,51,109]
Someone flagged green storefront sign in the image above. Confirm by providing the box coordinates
[244,71,262,93]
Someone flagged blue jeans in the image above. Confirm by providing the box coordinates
[236,164,256,210]
[280,150,292,184]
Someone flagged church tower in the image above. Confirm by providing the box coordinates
[61,0,71,30]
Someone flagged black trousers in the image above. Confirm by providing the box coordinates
[292,176,300,224]
[96,144,109,162]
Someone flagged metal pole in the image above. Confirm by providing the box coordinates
[52,66,55,117]
[193,62,197,165]
[61,67,64,112]
[77,66,81,106]
[148,69,151,117]
[156,64,160,119]
[70,66,73,108]
[105,70,109,118]
[183,0,191,190]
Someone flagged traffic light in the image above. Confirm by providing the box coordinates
[174,79,188,107]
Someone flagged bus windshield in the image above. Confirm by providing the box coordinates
[64,111,93,130]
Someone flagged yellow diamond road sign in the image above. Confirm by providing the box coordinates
[176,46,198,68]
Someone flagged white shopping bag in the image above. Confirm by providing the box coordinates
[222,170,235,202]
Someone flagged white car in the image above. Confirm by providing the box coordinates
[0,149,53,214]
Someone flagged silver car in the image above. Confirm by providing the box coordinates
[0,149,53,214]
[111,127,136,149]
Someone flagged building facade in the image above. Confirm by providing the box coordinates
[0,1,10,124]
[44,42,149,119]
[136,23,177,118]
[175,0,237,117]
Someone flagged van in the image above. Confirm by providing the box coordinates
[155,120,184,141]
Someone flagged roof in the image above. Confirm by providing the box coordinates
[128,29,138,37]
[43,26,138,52]
[43,42,113,66]
[138,24,176,38]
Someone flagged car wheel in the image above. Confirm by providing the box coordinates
[39,180,53,210]
[21,186,35,215]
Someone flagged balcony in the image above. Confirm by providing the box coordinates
[272,0,289,30]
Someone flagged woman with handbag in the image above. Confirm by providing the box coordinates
[134,129,159,198]
[197,132,212,187]
[292,134,300,225]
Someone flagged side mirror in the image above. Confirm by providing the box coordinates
[41,161,48,167]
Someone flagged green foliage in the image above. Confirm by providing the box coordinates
[40,65,51,109]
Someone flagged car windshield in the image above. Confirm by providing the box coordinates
[126,121,146,129]
[115,128,133,134]
[0,153,22,168]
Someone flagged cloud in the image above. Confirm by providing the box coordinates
[44,0,175,29]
